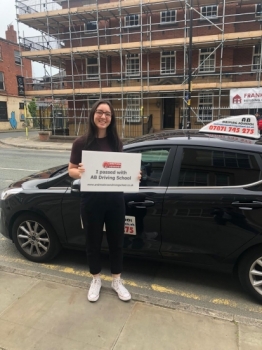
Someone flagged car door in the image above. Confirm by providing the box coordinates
[122,146,175,257]
[61,146,175,259]
[160,145,262,266]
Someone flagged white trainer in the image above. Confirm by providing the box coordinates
[112,278,131,301]
[87,277,101,302]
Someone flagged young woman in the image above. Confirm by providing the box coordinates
[68,99,134,302]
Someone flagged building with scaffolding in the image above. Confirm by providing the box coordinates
[16,0,262,137]
[0,25,32,130]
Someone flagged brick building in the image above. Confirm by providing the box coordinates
[16,0,262,136]
[0,25,32,130]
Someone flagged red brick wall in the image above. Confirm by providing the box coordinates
[0,39,32,96]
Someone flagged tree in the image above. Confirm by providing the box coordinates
[28,98,38,128]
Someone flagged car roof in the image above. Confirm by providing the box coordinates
[124,129,262,152]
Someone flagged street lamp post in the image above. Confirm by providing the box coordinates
[187,0,193,129]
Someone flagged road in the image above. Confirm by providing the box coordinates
[0,141,262,322]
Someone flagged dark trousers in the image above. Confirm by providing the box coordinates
[80,192,125,275]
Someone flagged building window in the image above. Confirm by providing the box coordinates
[19,102,24,109]
[84,21,97,33]
[126,54,140,76]
[252,45,262,71]
[161,51,176,74]
[160,10,176,24]
[125,15,139,27]
[14,50,22,65]
[0,45,2,60]
[256,4,262,17]
[201,5,218,19]
[86,57,99,79]
[199,48,215,72]
[125,94,140,122]
[0,72,5,90]
[0,101,8,121]
[198,93,213,121]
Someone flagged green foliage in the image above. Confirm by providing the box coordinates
[27,98,39,128]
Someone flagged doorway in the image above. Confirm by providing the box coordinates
[163,96,175,128]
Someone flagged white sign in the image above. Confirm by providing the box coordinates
[103,216,136,235]
[199,115,260,139]
[230,88,262,109]
[81,151,141,192]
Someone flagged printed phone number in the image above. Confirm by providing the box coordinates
[208,125,254,134]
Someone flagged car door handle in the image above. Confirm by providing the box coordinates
[231,201,262,209]
[127,200,155,208]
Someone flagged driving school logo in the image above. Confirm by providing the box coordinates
[102,161,122,169]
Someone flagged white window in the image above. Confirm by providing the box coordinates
[161,51,175,74]
[14,50,22,65]
[198,93,213,122]
[256,4,262,17]
[252,45,262,71]
[125,15,140,27]
[84,21,97,33]
[86,57,99,78]
[201,5,218,19]
[199,48,215,72]
[160,10,176,24]
[126,54,140,76]
[0,72,5,90]
[125,94,140,122]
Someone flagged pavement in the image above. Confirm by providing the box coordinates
[1,130,262,349]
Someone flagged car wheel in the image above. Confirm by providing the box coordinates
[238,246,262,302]
[12,213,61,263]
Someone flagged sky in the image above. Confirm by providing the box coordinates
[0,0,48,77]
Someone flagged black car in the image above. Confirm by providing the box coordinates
[1,116,262,303]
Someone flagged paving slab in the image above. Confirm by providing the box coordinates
[114,303,238,350]
[0,277,134,350]
[238,323,262,350]
[0,271,38,314]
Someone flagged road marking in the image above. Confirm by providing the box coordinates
[1,253,262,314]
[0,167,40,172]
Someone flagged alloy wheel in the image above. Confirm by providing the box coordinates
[17,220,50,257]
[249,257,262,296]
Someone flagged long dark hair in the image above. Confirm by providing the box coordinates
[84,99,122,152]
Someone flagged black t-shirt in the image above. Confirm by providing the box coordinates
[70,135,113,165]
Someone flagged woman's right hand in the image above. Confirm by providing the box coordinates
[78,163,85,177]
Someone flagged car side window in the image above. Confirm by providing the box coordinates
[138,148,170,186]
[178,148,261,187]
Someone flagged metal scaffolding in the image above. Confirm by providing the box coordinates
[16,0,262,136]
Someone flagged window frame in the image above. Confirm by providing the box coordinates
[252,45,262,71]
[160,10,177,24]
[199,48,215,73]
[125,94,141,122]
[160,51,176,75]
[200,5,218,19]
[198,92,213,122]
[124,14,140,28]
[84,21,97,33]
[126,54,140,77]
[86,56,99,79]
[0,72,5,90]
[14,50,22,65]
[0,101,8,121]
[0,45,2,60]
[255,4,262,17]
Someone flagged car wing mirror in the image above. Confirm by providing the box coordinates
[71,179,81,194]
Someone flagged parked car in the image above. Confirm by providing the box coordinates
[1,115,262,303]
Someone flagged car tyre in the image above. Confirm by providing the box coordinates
[238,246,262,303]
[12,213,61,263]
